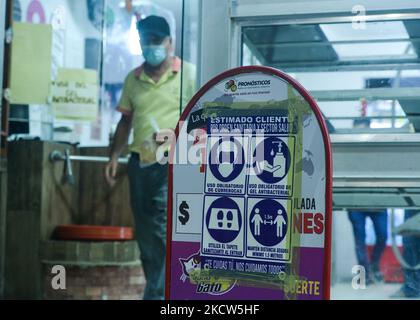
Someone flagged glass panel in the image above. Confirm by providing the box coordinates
[180,0,199,111]
[8,0,107,145]
[242,19,420,134]
[241,15,420,300]
[7,0,193,147]
[102,0,141,132]
[0,1,5,152]
[103,0,184,143]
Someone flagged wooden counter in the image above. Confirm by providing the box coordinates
[4,141,134,299]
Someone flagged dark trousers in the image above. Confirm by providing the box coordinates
[402,210,420,297]
[128,155,168,300]
[348,211,388,277]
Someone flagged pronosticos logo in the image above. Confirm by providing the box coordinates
[225,80,237,92]
[225,79,271,93]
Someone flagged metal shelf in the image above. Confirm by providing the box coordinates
[331,134,420,209]
[311,87,420,102]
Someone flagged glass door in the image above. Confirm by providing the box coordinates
[240,15,420,134]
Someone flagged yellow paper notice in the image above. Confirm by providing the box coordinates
[57,68,98,84]
[52,68,99,121]
[10,22,52,105]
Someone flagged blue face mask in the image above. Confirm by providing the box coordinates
[142,45,167,67]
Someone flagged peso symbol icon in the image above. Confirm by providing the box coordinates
[178,201,190,225]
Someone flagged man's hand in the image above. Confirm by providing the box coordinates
[105,157,119,187]
[105,114,132,187]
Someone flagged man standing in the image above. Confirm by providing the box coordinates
[105,15,194,300]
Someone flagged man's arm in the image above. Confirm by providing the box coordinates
[105,114,132,186]
[110,114,132,159]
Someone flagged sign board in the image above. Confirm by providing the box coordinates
[166,66,332,300]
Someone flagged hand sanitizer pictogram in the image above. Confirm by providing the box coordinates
[272,141,286,178]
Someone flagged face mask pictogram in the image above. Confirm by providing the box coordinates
[216,139,237,179]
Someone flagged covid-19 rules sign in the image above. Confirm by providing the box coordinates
[165,66,332,300]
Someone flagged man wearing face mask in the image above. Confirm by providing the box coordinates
[105,15,195,300]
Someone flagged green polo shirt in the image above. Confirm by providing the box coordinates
[117,57,195,163]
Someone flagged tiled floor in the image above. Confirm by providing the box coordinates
[331,282,420,300]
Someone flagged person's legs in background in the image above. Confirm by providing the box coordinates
[402,210,420,298]
[144,162,168,300]
[128,156,168,300]
[368,210,388,282]
[348,211,371,282]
